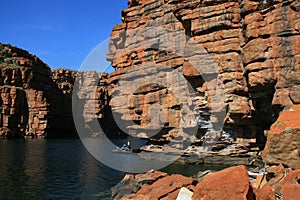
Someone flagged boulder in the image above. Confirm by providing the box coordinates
[262,105,300,169]
[192,165,254,200]
[133,174,196,199]
[111,170,168,199]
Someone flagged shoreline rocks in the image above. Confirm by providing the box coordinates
[112,101,300,199]
[113,165,300,200]
[138,143,260,166]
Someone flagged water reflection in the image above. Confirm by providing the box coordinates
[0,139,229,199]
[0,139,125,199]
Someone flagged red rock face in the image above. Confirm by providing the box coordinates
[114,166,300,200]
[115,172,197,200]
[254,186,276,200]
[0,43,52,138]
[1,0,300,146]
[0,44,78,138]
[280,169,300,200]
[105,0,300,146]
[262,104,300,169]
[0,44,120,138]
[112,170,169,199]
[193,165,254,200]
[135,174,196,199]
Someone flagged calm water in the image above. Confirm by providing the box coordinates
[0,139,227,199]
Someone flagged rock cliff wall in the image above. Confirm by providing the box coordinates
[0,0,299,144]
[104,0,300,147]
[0,43,123,139]
[0,43,51,138]
[0,43,77,138]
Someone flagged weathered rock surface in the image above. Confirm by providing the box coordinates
[264,168,300,200]
[279,169,300,200]
[0,43,51,138]
[1,0,300,154]
[112,170,169,199]
[254,186,276,200]
[129,174,196,199]
[193,165,254,200]
[0,43,125,138]
[262,104,300,169]
[103,0,300,149]
[113,171,198,200]
[113,165,300,200]
[0,43,78,138]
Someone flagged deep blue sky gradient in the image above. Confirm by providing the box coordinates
[0,0,127,70]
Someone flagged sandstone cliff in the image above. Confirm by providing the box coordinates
[0,43,51,138]
[0,43,77,138]
[102,0,300,147]
[1,0,299,146]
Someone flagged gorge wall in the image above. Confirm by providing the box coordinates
[0,0,299,145]
[102,0,300,147]
[0,43,77,138]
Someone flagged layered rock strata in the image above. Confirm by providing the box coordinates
[0,44,77,138]
[0,43,51,138]
[1,0,300,147]
[103,0,300,147]
[0,43,124,138]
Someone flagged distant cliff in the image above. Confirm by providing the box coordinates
[0,43,77,138]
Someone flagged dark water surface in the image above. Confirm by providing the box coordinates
[0,139,227,199]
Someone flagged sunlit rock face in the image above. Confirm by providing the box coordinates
[1,0,300,143]
[0,43,77,138]
[0,43,51,138]
[262,104,300,169]
[104,0,300,146]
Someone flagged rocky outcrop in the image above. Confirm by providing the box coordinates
[112,170,198,200]
[0,43,125,138]
[103,0,300,148]
[262,104,300,169]
[126,174,197,199]
[113,165,300,200]
[112,170,169,199]
[254,186,276,200]
[0,43,51,138]
[0,43,77,138]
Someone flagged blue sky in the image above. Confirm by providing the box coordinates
[0,0,128,70]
